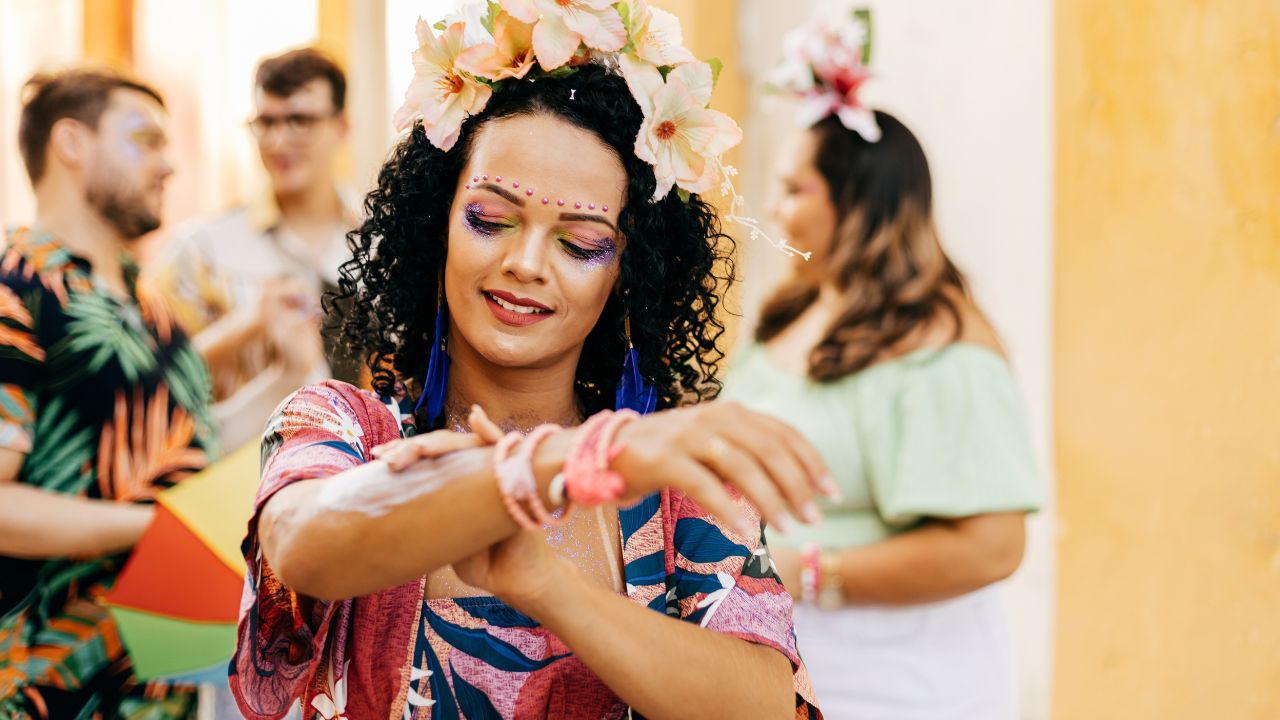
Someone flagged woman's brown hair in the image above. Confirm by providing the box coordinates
[756,111,968,381]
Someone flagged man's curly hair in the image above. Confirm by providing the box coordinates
[327,63,734,428]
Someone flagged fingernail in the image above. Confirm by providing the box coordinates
[737,517,758,537]
[818,475,842,500]
[770,513,792,534]
[801,502,822,524]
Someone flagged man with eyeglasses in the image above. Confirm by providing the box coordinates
[150,48,362,452]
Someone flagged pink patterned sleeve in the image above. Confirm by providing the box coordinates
[668,490,823,719]
[230,381,400,720]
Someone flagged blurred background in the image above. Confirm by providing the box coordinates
[1,0,1276,717]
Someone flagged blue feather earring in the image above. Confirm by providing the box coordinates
[414,279,451,428]
[615,314,657,414]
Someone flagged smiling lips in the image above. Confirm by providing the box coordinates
[483,289,553,327]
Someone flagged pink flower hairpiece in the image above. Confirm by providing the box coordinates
[769,8,881,143]
[393,0,809,259]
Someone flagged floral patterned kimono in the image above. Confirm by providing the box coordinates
[230,381,822,719]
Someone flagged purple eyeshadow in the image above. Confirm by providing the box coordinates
[463,202,504,236]
[567,236,617,266]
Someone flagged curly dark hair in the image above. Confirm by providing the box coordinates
[327,64,735,428]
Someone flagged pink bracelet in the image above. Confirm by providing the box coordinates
[563,410,637,506]
[495,425,570,530]
[562,412,608,505]
[800,543,821,605]
[493,431,539,530]
[512,424,570,527]
[593,409,638,470]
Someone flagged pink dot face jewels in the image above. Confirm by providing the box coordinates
[468,172,616,218]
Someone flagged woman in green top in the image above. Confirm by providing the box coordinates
[720,39,1043,717]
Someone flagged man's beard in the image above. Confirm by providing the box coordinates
[86,172,161,240]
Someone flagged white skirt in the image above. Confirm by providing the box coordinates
[794,584,1017,720]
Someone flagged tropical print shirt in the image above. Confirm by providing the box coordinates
[230,381,822,720]
[0,227,217,719]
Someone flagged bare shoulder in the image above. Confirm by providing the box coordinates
[952,297,1007,359]
[885,290,1007,362]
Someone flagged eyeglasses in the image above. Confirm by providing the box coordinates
[246,112,336,138]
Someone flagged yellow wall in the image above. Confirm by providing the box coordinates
[1054,1,1280,717]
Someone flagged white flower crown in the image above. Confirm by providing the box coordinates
[769,7,880,142]
[394,0,809,259]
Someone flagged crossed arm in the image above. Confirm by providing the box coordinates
[258,404,819,719]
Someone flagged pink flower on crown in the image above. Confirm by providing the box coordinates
[500,0,627,71]
[393,19,493,151]
[800,49,878,141]
[626,0,696,67]
[620,55,743,202]
[771,14,880,141]
[456,11,537,81]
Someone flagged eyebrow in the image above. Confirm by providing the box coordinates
[477,183,523,205]
[476,183,618,233]
[558,212,617,234]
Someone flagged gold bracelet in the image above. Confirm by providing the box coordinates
[816,551,844,609]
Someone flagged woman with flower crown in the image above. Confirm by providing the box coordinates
[228,2,826,719]
[719,10,1044,719]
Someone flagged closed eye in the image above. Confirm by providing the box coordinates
[463,205,512,236]
[558,235,615,262]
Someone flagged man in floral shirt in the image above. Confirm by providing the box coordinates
[0,69,216,719]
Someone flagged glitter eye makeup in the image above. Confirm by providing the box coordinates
[462,202,513,236]
[559,234,617,265]
[462,179,620,265]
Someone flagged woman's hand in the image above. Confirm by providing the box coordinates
[371,405,505,471]
[452,530,573,614]
[613,401,838,536]
[373,406,571,611]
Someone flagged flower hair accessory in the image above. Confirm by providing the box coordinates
[769,7,881,143]
[393,0,808,258]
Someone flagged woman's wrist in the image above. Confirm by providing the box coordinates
[817,549,845,608]
[800,544,846,609]
[530,426,580,511]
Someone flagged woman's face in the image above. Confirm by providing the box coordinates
[770,130,838,271]
[444,113,628,372]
